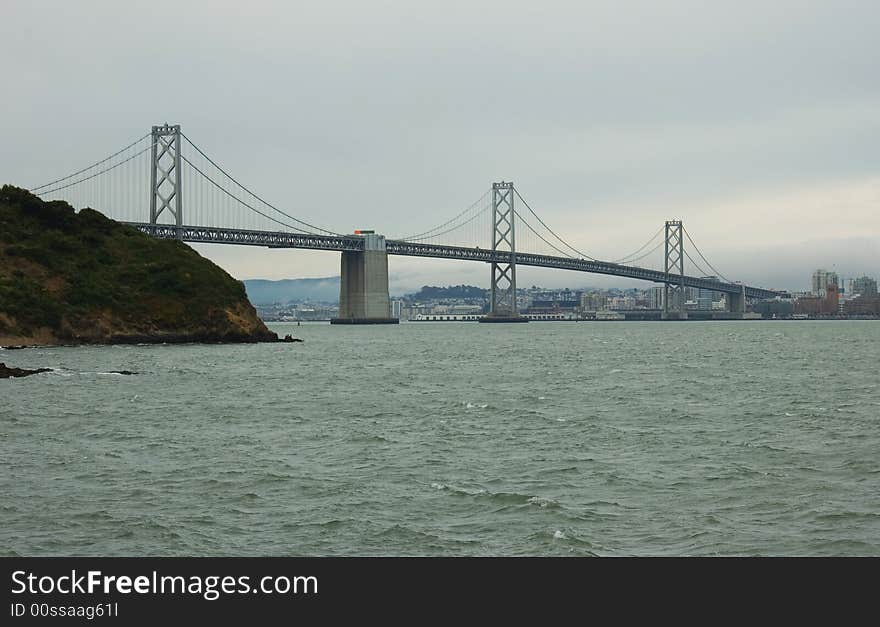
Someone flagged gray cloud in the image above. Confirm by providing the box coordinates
[2,0,878,291]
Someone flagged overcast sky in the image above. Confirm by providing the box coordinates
[2,0,878,292]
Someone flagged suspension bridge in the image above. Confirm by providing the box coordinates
[29,123,778,323]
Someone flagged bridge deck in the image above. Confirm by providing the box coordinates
[128,223,778,299]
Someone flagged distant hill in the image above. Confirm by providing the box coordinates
[243,277,340,304]
[0,186,276,346]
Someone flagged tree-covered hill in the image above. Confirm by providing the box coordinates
[0,186,276,345]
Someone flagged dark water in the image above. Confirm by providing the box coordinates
[2,321,879,556]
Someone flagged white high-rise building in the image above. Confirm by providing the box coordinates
[811,269,838,297]
[649,286,665,309]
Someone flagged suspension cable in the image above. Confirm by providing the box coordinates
[613,225,664,263]
[513,188,597,260]
[34,143,157,196]
[683,250,710,277]
[181,154,319,233]
[30,133,151,192]
[181,134,338,235]
[405,200,489,241]
[400,190,490,241]
[618,238,665,266]
[514,210,580,258]
[682,227,731,282]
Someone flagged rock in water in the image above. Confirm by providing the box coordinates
[0,362,51,378]
[0,186,278,346]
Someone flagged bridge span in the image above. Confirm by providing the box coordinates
[35,123,780,324]
[129,222,778,311]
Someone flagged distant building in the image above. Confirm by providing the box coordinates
[580,292,607,311]
[700,279,724,310]
[844,297,880,316]
[447,304,483,315]
[648,287,664,310]
[851,276,878,298]
[795,284,839,316]
[811,269,839,297]
[527,299,579,315]
[683,277,724,311]
[391,300,403,318]
[753,298,794,318]
[608,296,636,310]
[401,304,430,320]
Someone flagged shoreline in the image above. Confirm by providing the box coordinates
[4,316,877,350]
[0,335,300,351]
[401,316,880,323]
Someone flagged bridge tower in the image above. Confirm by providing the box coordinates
[150,123,183,236]
[663,220,687,320]
[480,181,527,322]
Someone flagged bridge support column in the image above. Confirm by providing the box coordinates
[331,233,398,325]
[662,220,688,320]
[480,181,527,323]
[727,284,746,315]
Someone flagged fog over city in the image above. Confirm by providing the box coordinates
[2,0,878,292]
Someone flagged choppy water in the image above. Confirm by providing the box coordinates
[2,321,879,556]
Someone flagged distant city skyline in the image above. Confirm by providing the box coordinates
[251,275,880,320]
[2,0,879,291]
[247,267,880,301]
[243,263,880,298]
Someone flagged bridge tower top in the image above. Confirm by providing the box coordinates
[150,123,183,234]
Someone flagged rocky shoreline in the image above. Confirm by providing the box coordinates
[0,334,303,350]
[0,328,281,349]
[0,334,303,377]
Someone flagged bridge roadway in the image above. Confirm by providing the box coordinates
[128,223,778,300]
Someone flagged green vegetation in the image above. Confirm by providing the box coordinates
[0,186,275,343]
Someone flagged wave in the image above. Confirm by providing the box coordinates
[527,528,598,555]
[431,482,565,510]
[430,482,486,496]
[527,496,562,509]
[349,434,392,444]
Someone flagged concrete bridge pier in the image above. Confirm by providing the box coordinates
[330,233,399,325]
[727,285,746,316]
[661,286,688,320]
